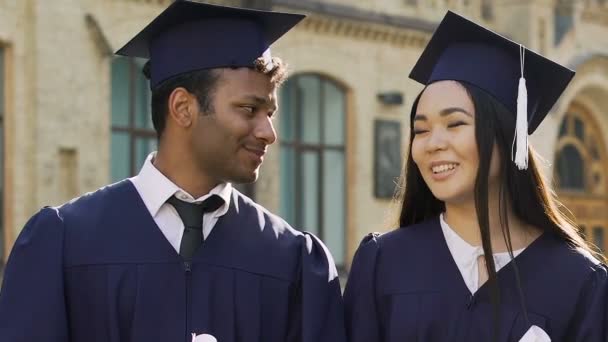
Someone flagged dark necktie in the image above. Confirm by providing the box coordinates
[166,194,224,260]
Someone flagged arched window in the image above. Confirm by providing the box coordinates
[556,145,585,189]
[555,103,608,257]
[554,108,605,193]
[279,74,347,267]
[110,57,156,182]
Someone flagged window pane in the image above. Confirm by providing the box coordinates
[279,78,297,143]
[554,5,574,45]
[301,151,319,235]
[593,227,605,253]
[298,76,321,144]
[323,81,345,146]
[323,150,345,266]
[111,132,130,182]
[574,117,585,141]
[556,145,585,189]
[134,59,152,129]
[135,137,157,171]
[111,58,130,127]
[279,75,348,268]
[558,117,568,137]
[280,146,296,225]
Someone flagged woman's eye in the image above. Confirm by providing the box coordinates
[413,129,428,135]
[447,121,466,128]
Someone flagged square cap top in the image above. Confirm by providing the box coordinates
[116,0,305,87]
[409,11,575,133]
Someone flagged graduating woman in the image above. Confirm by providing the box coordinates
[344,11,608,342]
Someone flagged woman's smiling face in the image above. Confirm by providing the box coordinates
[411,80,500,204]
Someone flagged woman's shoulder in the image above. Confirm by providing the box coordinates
[347,217,447,294]
[381,216,441,243]
[530,231,607,285]
[355,216,443,257]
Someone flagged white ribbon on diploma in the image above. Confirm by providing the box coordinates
[519,325,550,342]
[192,333,218,342]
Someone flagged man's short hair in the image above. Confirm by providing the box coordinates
[144,56,288,139]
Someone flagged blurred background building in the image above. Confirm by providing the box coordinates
[0,0,607,272]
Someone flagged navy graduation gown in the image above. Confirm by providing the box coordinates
[344,217,608,341]
[0,180,345,342]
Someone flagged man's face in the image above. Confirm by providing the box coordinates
[191,68,278,184]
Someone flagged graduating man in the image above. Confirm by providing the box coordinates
[0,1,346,341]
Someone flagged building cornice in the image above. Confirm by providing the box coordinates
[272,0,436,33]
[116,0,435,48]
[581,7,608,26]
[272,0,434,47]
[293,14,430,48]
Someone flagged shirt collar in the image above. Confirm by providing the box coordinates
[440,213,482,269]
[440,213,525,266]
[130,152,233,217]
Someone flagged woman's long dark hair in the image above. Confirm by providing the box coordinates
[395,81,604,338]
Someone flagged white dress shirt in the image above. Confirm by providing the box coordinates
[129,152,233,254]
[439,213,525,295]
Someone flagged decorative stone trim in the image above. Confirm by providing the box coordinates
[581,8,608,26]
[116,0,434,48]
[294,14,430,48]
[115,0,242,6]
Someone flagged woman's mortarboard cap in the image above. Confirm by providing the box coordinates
[409,11,575,169]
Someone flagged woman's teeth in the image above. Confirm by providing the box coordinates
[432,164,457,174]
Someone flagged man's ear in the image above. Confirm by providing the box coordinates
[167,87,196,128]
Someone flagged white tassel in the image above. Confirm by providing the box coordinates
[514,77,529,169]
[513,46,529,170]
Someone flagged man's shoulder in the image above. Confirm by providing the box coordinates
[231,188,301,238]
[51,179,137,235]
[224,189,339,281]
[14,180,136,257]
[229,189,332,258]
[58,179,134,214]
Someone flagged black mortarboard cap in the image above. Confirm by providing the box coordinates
[116,0,305,88]
[409,11,574,135]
